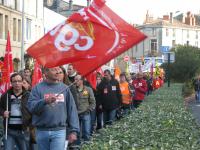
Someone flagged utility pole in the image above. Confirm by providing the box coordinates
[167,53,170,87]
[87,0,91,6]
[21,0,25,69]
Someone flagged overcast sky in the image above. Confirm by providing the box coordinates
[70,0,200,24]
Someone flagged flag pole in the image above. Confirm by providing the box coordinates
[5,93,8,140]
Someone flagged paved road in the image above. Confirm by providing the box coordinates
[189,99,200,125]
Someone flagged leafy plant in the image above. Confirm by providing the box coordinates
[161,45,200,83]
[82,84,200,150]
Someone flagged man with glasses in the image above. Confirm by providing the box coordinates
[0,73,31,150]
[27,67,79,150]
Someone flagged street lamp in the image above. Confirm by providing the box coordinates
[87,0,91,6]
[21,0,25,69]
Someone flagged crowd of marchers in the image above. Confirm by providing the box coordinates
[0,64,164,150]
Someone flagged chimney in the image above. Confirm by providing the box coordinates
[182,14,185,23]
[145,10,150,24]
[163,15,169,21]
[185,11,192,25]
[192,15,196,26]
[170,12,173,23]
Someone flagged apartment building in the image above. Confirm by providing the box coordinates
[0,0,44,70]
[132,11,200,58]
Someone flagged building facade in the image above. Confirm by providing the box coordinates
[0,0,44,71]
[131,11,200,58]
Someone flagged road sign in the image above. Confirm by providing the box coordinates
[161,46,170,53]
[163,52,175,63]
[124,56,129,62]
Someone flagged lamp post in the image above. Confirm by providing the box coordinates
[69,0,73,10]
[87,0,91,6]
[21,0,25,69]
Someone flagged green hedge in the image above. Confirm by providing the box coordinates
[82,84,200,150]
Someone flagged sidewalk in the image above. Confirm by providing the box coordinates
[188,97,200,125]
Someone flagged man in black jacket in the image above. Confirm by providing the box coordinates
[0,73,31,150]
[97,69,122,125]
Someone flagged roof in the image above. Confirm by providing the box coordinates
[139,19,200,29]
[44,0,85,17]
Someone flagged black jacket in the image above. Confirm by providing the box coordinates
[0,88,31,130]
[97,78,122,111]
[193,79,200,91]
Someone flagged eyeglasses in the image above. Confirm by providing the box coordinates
[12,80,22,83]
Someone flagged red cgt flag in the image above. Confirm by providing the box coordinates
[27,0,146,76]
[32,60,43,87]
[71,0,146,75]
[0,31,14,95]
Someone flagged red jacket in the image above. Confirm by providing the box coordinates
[132,79,147,101]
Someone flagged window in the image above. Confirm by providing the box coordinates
[0,0,2,4]
[152,28,156,36]
[15,0,17,10]
[151,39,157,51]
[10,0,15,9]
[195,41,198,47]
[13,18,17,41]
[196,31,198,39]
[172,29,175,37]
[187,30,189,38]
[26,18,32,40]
[186,41,189,46]
[35,25,37,39]
[166,28,169,36]
[5,15,8,39]
[172,40,176,47]
[0,14,3,39]
[18,19,21,42]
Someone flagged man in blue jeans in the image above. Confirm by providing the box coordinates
[74,74,95,144]
[27,67,80,150]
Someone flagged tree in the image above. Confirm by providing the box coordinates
[161,45,200,82]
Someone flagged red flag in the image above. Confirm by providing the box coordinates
[71,0,146,75]
[86,71,97,89]
[32,60,43,87]
[85,66,104,89]
[0,31,14,95]
[114,65,121,81]
[27,0,146,74]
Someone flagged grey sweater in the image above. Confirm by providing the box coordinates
[27,81,79,133]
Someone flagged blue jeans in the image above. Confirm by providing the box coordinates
[196,91,200,102]
[103,109,117,125]
[4,129,29,150]
[90,110,96,134]
[36,129,66,150]
[79,113,91,141]
[96,112,103,130]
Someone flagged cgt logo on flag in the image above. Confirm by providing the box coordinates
[27,0,146,76]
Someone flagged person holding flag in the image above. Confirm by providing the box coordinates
[27,66,79,150]
[0,73,31,150]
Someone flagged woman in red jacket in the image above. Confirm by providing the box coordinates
[132,72,147,108]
